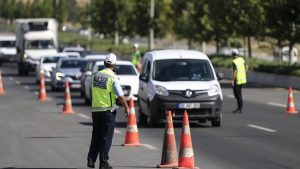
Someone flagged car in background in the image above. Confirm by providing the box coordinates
[35,53,68,84]
[80,54,107,97]
[63,52,81,58]
[51,58,86,91]
[83,60,139,104]
[138,50,223,127]
[0,34,17,65]
[281,46,298,64]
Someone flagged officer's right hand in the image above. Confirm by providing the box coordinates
[124,107,130,117]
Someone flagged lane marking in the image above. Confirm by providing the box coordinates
[248,124,277,133]
[268,102,286,108]
[33,91,39,95]
[77,113,90,119]
[24,85,29,90]
[143,144,159,150]
[15,80,21,85]
[9,77,14,81]
[114,129,121,134]
[227,94,234,98]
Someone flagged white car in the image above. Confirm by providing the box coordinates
[83,60,139,104]
[138,50,223,127]
[0,34,17,64]
[35,53,68,83]
[63,52,81,58]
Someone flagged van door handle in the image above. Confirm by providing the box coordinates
[140,87,144,90]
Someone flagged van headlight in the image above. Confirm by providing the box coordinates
[208,85,219,96]
[56,72,65,80]
[155,85,169,96]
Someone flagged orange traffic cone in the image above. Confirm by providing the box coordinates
[286,87,298,114]
[173,111,199,169]
[0,70,4,95]
[38,72,47,101]
[62,80,74,114]
[122,97,143,147]
[157,111,178,168]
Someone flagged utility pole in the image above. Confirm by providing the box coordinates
[87,0,92,42]
[149,0,155,50]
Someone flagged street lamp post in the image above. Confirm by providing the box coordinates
[149,0,155,50]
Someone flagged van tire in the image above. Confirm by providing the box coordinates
[147,104,158,127]
[211,116,222,127]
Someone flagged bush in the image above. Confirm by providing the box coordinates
[209,54,300,76]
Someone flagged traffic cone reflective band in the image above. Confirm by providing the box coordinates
[157,111,178,168]
[122,97,143,147]
[0,70,4,95]
[38,72,47,101]
[63,80,74,114]
[173,111,199,169]
[286,87,298,114]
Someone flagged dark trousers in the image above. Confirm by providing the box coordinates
[233,84,243,110]
[88,111,116,167]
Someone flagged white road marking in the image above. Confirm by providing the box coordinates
[24,85,29,90]
[9,77,14,81]
[33,91,39,95]
[15,80,20,85]
[248,124,277,133]
[227,94,234,98]
[267,102,286,108]
[114,129,121,134]
[77,113,90,119]
[143,144,159,150]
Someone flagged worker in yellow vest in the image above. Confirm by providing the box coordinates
[231,49,247,113]
[87,53,129,169]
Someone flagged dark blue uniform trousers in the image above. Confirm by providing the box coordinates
[88,110,116,167]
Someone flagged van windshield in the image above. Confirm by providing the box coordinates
[0,41,15,47]
[153,59,214,81]
[26,40,55,49]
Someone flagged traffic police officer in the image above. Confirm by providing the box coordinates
[87,53,129,169]
[231,49,247,113]
[131,43,141,72]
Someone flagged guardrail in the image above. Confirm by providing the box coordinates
[215,67,300,89]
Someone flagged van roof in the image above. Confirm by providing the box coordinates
[0,35,16,41]
[145,50,209,61]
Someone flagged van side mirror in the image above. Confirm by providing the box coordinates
[216,72,224,81]
[139,73,149,82]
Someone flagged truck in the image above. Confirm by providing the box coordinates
[0,34,17,65]
[15,18,58,75]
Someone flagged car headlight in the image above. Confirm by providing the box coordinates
[208,85,219,96]
[23,53,28,59]
[155,85,169,96]
[56,72,65,80]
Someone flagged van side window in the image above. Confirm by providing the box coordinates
[141,61,148,74]
[146,61,151,77]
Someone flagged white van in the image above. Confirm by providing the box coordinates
[0,35,17,64]
[138,50,223,127]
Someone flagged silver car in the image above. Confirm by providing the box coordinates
[51,58,86,91]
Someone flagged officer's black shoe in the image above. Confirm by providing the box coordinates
[87,157,95,168]
[232,109,240,113]
[100,165,113,169]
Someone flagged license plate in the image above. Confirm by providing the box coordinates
[72,84,81,88]
[178,103,200,109]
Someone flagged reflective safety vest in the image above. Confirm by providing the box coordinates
[91,68,117,112]
[233,57,247,85]
[131,50,141,66]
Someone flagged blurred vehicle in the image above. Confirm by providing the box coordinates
[80,54,107,97]
[63,52,81,58]
[219,41,245,56]
[35,53,68,84]
[0,34,17,64]
[83,60,139,104]
[62,46,90,57]
[138,50,223,127]
[16,18,58,75]
[51,58,86,91]
[281,46,298,64]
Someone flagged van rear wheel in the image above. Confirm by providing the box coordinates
[211,116,222,127]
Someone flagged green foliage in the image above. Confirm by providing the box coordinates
[210,55,300,76]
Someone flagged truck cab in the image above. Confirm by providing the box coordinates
[16,18,58,75]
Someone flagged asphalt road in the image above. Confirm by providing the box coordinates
[1,63,300,169]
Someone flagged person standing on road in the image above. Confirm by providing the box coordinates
[87,53,130,169]
[131,43,142,72]
[231,49,247,113]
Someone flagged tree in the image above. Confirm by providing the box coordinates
[263,0,300,64]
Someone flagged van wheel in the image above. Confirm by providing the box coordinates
[211,116,222,127]
[138,102,147,125]
[84,97,91,105]
[147,104,158,127]
[51,83,57,91]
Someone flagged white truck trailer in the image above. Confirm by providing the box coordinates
[15,18,58,75]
